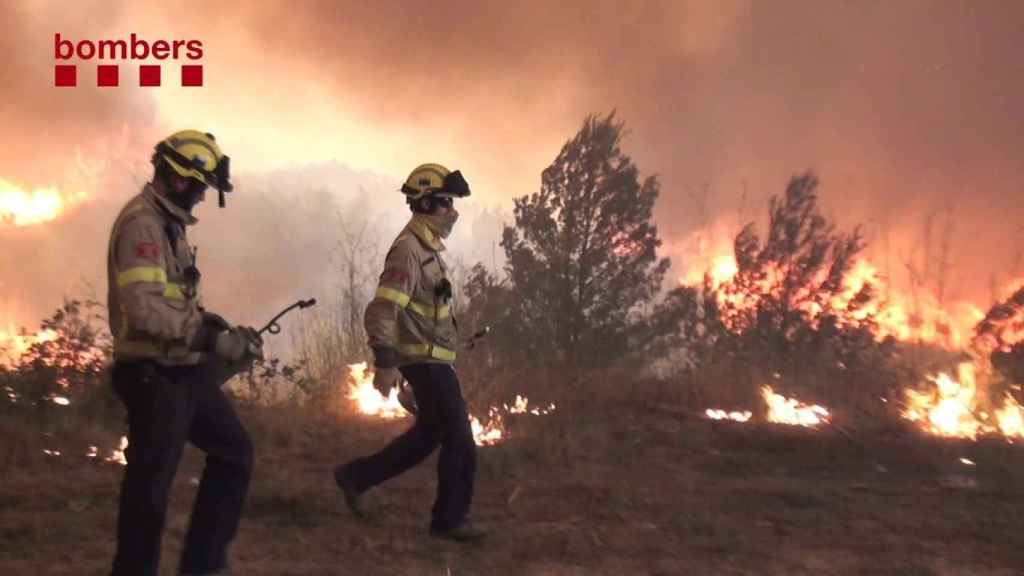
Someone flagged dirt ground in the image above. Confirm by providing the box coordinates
[3,402,1024,575]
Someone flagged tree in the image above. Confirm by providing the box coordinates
[727,172,869,337]
[0,298,119,422]
[974,286,1024,386]
[500,112,670,377]
[668,173,900,412]
[12,299,111,400]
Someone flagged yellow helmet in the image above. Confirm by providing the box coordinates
[401,163,471,201]
[153,130,233,206]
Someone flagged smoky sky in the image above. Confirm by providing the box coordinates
[2,0,1023,331]
[225,0,1024,300]
[0,1,157,184]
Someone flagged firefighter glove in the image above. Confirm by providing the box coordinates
[214,327,253,362]
[238,326,264,361]
[373,367,401,397]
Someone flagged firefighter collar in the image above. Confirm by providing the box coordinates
[408,215,445,252]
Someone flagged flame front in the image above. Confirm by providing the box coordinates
[505,395,556,416]
[679,249,986,348]
[683,240,1024,441]
[0,325,58,365]
[49,394,70,406]
[470,409,505,446]
[106,436,128,466]
[705,408,753,422]
[902,362,1024,440]
[903,365,981,438]
[762,386,830,426]
[681,254,739,289]
[0,178,68,227]
[994,395,1024,437]
[705,387,828,427]
[701,363,1024,440]
[344,364,554,446]
[345,362,408,420]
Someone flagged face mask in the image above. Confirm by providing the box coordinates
[169,179,208,212]
[422,208,459,239]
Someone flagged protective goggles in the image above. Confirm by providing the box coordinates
[156,141,233,206]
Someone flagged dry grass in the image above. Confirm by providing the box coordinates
[3,397,1024,575]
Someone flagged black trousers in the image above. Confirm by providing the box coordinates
[346,363,477,531]
[109,360,254,576]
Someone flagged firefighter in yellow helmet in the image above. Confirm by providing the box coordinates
[334,163,486,542]
[106,130,262,576]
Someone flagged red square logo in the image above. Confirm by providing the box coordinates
[139,65,161,87]
[133,242,161,260]
[181,65,203,87]
[97,65,119,87]
[55,65,76,87]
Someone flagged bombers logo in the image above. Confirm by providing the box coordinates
[54,33,204,88]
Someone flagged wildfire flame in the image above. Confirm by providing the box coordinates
[705,387,828,427]
[345,362,408,420]
[505,394,556,416]
[705,408,753,422]
[702,363,1024,441]
[0,178,69,227]
[0,326,59,365]
[683,232,1024,440]
[681,254,739,289]
[49,395,70,406]
[38,439,127,463]
[106,436,128,466]
[902,362,1024,440]
[470,409,505,446]
[679,247,987,348]
[762,386,830,426]
[994,395,1024,437]
[344,363,554,446]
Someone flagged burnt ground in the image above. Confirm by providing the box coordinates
[2,402,1024,576]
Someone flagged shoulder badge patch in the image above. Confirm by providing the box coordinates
[134,242,161,260]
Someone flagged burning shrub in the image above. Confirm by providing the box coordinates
[974,286,1024,386]
[890,285,1024,441]
[668,173,901,419]
[0,299,124,468]
[1,299,113,415]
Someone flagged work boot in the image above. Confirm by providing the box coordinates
[430,520,487,543]
[333,464,366,519]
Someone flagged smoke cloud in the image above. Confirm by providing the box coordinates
[2,0,1022,334]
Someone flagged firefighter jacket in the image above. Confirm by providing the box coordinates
[106,184,204,365]
[364,215,459,366]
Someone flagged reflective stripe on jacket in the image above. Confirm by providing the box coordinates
[364,215,459,365]
[106,184,203,365]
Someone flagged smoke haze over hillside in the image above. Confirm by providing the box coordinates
[2,0,1022,333]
